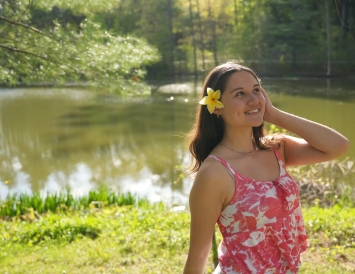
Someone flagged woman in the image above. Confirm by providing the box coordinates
[183,62,349,274]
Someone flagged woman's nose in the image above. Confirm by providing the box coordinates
[247,93,259,105]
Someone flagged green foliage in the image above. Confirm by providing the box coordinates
[262,0,317,59]
[0,0,160,93]
[34,0,121,15]
[0,203,354,273]
[264,124,355,208]
[0,214,100,246]
[0,0,355,81]
[303,205,355,248]
[1,0,355,82]
[0,187,150,219]
[0,204,355,273]
[289,158,355,207]
[265,123,288,134]
[0,204,191,273]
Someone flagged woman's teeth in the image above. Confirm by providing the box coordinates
[246,109,259,114]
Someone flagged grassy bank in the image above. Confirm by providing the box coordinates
[1,195,355,273]
[0,188,149,219]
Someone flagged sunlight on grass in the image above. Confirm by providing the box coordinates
[0,201,354,273]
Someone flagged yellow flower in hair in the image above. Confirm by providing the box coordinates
[199,87,224,114]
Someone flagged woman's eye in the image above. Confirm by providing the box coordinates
[253,88,260,93]
[236,92,244,97]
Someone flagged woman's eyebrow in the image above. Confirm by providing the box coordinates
[229,83,260,93]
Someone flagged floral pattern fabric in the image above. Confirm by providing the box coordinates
[209,149,307,274]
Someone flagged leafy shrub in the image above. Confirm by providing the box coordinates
[303,205,355,248]
[0,214,100,246]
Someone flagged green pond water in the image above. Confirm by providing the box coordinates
[0,78,354,205]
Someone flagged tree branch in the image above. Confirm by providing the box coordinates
[0,44,80,73]
[333,0,350,29]
[1,0,18,18]
[14,0,33,24]
[0,36,55,52]
[0,15,48,36]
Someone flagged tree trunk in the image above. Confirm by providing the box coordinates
[189,0,197,76]
[350,3,355,39]
[234,0,238,26]
[208,0,218,66]
[325,0,331,76]
[106,16,112,30]
[167,0,175,76]
[339,0,346,45]
[291,49,297,72]
[291,0,298,72]
[195,0,206,71]
[350,2,354,30]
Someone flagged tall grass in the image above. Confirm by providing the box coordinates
[266,123,355,207]
[289,158,355,207]
[0,186,150,219]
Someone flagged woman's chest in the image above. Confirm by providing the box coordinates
[220,176,301,231]
[227,150,281,182]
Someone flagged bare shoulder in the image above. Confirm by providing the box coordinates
[192,158,228,188]
[189,157,231,206]
[265,134,311,166]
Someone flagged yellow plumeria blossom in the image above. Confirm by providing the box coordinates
[199,87,224,114]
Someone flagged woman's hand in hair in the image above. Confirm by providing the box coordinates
[260,87,277,123]
[259,87,349,165]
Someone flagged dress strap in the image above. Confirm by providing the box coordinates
[272,147,284,164]
[207,155,236,182]
[270,148,291,211]
[271,147,288,173]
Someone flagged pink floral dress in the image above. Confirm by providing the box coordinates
[209,149,308,274]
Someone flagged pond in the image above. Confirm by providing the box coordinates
[1,78,355,206]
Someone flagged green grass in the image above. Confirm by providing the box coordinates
[0,204,193,273]
[0,202,355,273]
[303,206,355,248]
[0,187,149,219]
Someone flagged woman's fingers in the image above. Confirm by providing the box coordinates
[260,87,275,122]
[260,87,272,106]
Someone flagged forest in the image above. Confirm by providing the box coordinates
[1,0,355,93]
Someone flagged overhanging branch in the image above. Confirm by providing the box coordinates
[0,44,80,73]
[0,15,48,36]
[14,0,33,24]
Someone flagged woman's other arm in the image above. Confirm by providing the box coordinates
[261,88,350,166]
[183,161,228,274]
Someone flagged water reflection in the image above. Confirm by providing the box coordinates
[1,78,355,205]
[0,87,195,206]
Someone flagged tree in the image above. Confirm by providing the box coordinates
[325,0,331,76]
[1,0,355,80]
[207,0,218,66]
[0,0,160,94]
[261,0,315,69]
[188,0,197,76]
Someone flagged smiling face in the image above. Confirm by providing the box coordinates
[216,70,265,129]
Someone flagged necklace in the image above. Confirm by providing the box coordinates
[219,142,256,154]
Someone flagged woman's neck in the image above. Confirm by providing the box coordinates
[220,126,254,152]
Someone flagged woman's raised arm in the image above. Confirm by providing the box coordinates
[261,88,350,166]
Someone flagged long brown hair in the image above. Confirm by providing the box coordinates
[187,62,274,172]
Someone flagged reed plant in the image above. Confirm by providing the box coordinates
[289,158,355,207]
[0,186,149,219]
[266,123,355,207]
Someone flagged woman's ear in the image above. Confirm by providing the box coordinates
[213,108,221,117]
